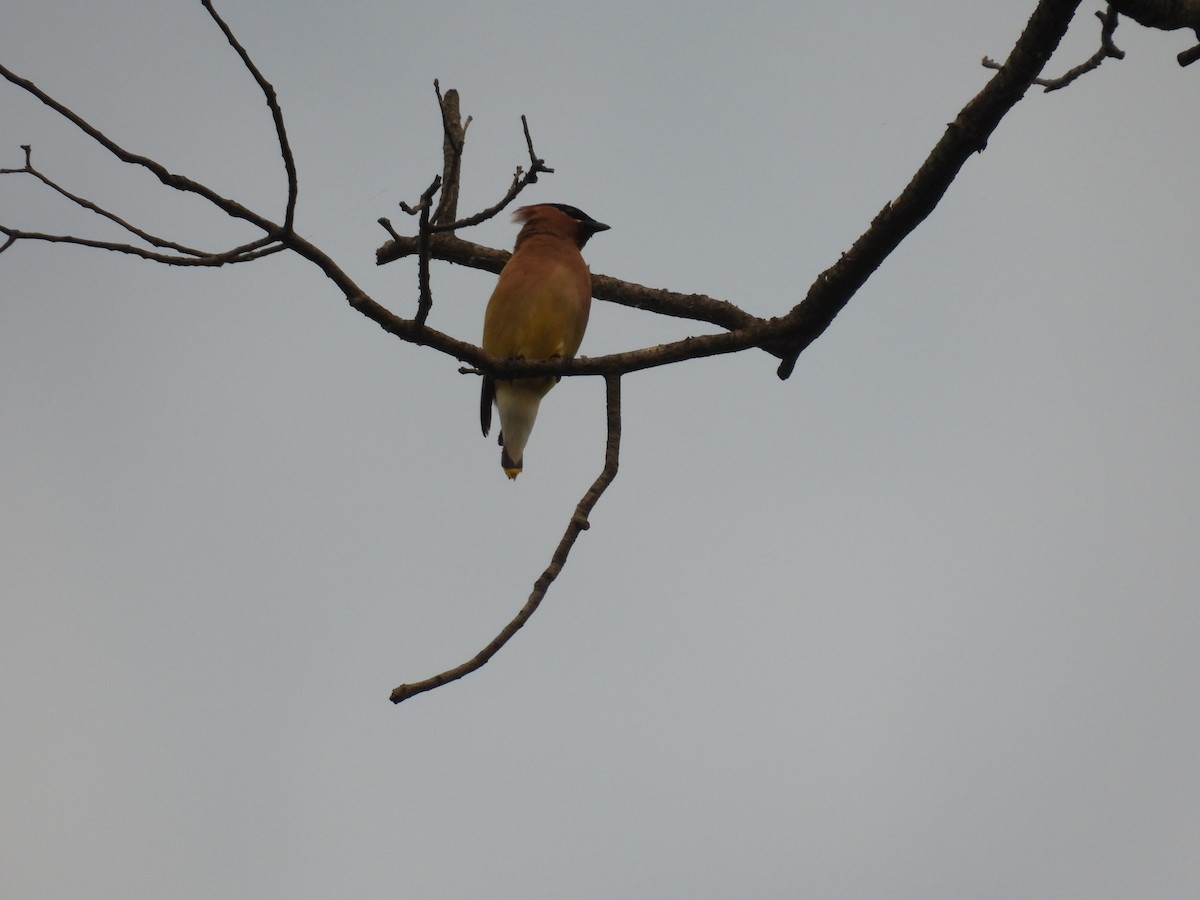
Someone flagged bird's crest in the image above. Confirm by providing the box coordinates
[512,204,609,249]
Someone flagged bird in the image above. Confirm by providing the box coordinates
[480,203,609,479]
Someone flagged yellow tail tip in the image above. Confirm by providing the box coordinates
[504,467,521,480]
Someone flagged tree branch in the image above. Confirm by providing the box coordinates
[431,80,468,227]
[0,225,284,264]
[1,145,194,256]
[390,374,623,705]
[386,108,552,242]
[0,62,281,236]
[376,232,769,342]
[201,0,299,230]
[0,144,281,263]
[399,174,442,326]
[426,115,554,233]
[983,6,1124,90]
[383,91,552,327]
[772,0,1086,379]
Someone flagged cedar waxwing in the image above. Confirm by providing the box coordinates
[480,203,609,479]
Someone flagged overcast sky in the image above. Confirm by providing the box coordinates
[3,2,1199,898]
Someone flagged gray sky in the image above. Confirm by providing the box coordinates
[3,2,1199,897]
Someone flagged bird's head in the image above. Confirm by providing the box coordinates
[513,203,610,249]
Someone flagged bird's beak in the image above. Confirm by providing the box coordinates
[577,220,609,248]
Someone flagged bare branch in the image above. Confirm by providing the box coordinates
[1,144,284,264]
[390,374,623,705]
[295,232,784,380]
[428,115,552,233]
[376,217,404,243]
[376,232,769,341]
[3,144,211,257]
[200,0,299,230]
[385,96,552,245]
[413,175,442,326]
[772,0,1086,379]
[0,62,281,236]
[398,175,440,216]
[0,142,33,171]
[380,95,565,333]
[431,81,469,227]
[0,9,303,269]
[0,225,284,265]
[983,5,1124,90]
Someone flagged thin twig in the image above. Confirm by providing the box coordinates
[375,218,401,240]
[432,81,469,227]
[0,226,285,265]
[429,115,552,233]
[3,145,209,256]
[201,0,299,230]
[982,5,1123,91]
[388,108,553,236]
[377,232,765,333]
[387,96,557,328]
[414,175,441,326]
[0,61,283,236]
[390,374,623,705]
[0,143,33,171]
